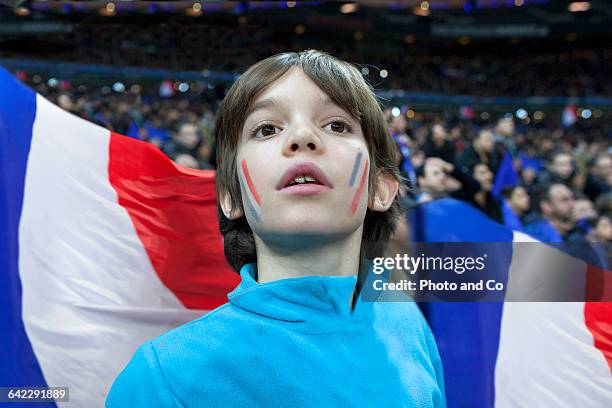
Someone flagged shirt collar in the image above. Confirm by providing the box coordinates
[227,263,376,333]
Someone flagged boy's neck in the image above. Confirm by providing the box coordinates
[253,228,363,283]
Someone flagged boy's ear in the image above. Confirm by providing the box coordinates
[369,170,399,212]
[219,189,245,220]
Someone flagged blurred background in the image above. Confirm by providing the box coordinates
[1,0,610,249]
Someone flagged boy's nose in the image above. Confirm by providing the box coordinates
[283,125,323,155]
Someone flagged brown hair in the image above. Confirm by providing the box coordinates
[214,50,403,272]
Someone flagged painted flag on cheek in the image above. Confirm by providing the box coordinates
[0,67,239,406]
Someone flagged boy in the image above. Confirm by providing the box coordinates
[106,50,445,407]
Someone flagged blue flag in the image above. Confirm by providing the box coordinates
[492,151,519,198]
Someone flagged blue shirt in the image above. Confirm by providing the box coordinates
[501,199,524,232]
[525,218,564,243]
[106,263,446,407]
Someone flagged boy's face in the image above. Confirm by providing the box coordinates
[225,68,380,243]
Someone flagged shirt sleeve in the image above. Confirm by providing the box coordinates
[105,342,181,408]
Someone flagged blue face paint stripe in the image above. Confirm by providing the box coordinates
[348,151,363,187]
[239,174,261,223]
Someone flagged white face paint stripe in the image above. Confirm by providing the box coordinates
[239,174,262,223]
[349,151,363,187]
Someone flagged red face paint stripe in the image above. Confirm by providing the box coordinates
[241,159,261,206]
[349,159,369,215]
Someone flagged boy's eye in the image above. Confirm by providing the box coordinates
[324,120,349,134]
[254,124,281,138]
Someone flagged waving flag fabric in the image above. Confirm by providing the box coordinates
[2,65,611,408]
[412,198,612,408]
[0,67,239,407]
[491,151,519,199]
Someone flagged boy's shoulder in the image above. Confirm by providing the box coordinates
[106,302,258,406]
[149,301,250,361]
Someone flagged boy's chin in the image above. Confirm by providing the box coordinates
[252,219,360,243]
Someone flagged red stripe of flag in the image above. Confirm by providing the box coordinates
[108,132,239,310]
[584,263,612,372]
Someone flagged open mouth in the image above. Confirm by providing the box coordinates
[277,162,333,191]
[286,175,321,187]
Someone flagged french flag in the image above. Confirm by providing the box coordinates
[412,198,612,407]
[0,67,239,406]
[562,104,578,128]
[3,66,611,407]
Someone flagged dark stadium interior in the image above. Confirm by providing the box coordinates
[1,0,610,248]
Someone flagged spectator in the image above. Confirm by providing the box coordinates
[585,153,612,200]
[592,215,612,243]
[471,163,503,224]
[537,151,575,186]
[573,197,597,223]
[525,183,575,243]
[415,158,449,203]
[589,215,611,269]
[162,122,201,161]
[501,185,530,231]
[459,128,500,174]
[520,165,538,196]
[595,192,612,218]
[422,123,455,164]
[493,117,516,156]
[416,158,502,223]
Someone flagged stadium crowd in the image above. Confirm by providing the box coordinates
[389,109,611,266]
[6,20,611,97]
[23,72,612,267]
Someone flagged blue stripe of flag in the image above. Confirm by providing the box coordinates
[0,67,55,406]
[411,198,512,408]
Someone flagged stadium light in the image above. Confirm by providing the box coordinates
[112,82,125,93]
[391,107,401,117]
[186,2,203,16]
[516,108,528,120]
[100,2,116,16]
[286,1,296,8]
[413,6,430,16]
[581,109,592,119]
[379,69,388,78]
[568,2,590,12]
[340,3,358,14]
[14,6,30,16]
[458,36,470,46]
